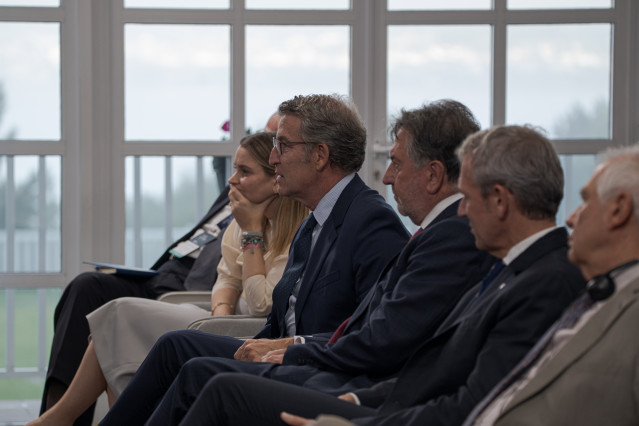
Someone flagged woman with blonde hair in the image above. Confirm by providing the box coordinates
[29,131,308,426]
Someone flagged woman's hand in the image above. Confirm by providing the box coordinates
[229,186,276,232]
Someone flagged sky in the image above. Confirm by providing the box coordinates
[0,2,612,199]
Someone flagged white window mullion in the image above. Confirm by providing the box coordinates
[38,156,47,271]
[6,156,15,273]
[5,288,15,374]
[492,0,507,126]
[164,157,173,247]
[133,156,143,266]
[196,156,205,215]
[231,1,246,143]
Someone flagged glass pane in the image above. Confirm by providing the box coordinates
[389,0,491,10]
[557,154,596,226]
[125,0,228,8]
[125,24,230,141]
[0,288,59,399]
[507,24,611,139]
[0,22,60,140]
[0,156,61,273]
[246,0,349,9]
[508,0,611,9]
[388,25,491,129]
[45,156,61,272]
[125,156,225,267]
[0,0,58,5]
[246,25,350,135]
[13,289,39,368]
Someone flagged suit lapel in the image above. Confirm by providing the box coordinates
[436,229,567,334]
[293,175,365,323]
[345,201,463,330]
[500,276,639,416]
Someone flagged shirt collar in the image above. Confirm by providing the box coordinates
[311,173,355,227]
[419,193,463,229]
[502,226,558,266]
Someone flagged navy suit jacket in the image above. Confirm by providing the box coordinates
[352,228,586,426]
[255,174,409,339]
[150,185,231,291]
[278,201,495,391]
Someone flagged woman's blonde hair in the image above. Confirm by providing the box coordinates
[239,132,308,256]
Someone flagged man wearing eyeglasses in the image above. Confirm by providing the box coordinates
[98,94,409,424]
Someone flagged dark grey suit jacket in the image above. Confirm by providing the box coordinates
[352,228,586,426]
[276,201,495,393]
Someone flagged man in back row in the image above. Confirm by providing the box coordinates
[165,124,586,426]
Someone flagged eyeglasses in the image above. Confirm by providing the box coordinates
[272,137,315,155]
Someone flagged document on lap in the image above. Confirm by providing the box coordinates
[82,261,159,277]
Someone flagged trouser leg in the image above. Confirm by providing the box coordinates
[179,373,377,426]
[100,330,242,426]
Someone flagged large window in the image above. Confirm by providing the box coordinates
[0,0,637,401]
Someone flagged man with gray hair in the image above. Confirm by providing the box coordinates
[462,142,639,426]
[145,124,585,426]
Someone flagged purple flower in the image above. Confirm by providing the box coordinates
[221,120,230,132]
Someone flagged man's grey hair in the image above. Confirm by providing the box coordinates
[278,94,366,173]
[390,99,480,184]
[596,143,639,222]
[457,125,564,221]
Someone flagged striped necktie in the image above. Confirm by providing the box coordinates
[462,292,595,426]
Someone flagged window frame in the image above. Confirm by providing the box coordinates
[0,0,636,289]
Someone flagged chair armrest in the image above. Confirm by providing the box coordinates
[157,291,212,310]
[187,315,267,339]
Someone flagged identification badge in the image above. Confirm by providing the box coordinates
[170,230,219,258]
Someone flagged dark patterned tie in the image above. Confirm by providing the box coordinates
[477,261,506,296]
[462,292,595,426]
[272,214,317,330]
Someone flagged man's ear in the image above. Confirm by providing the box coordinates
[606,190,634,229]
[314,143,331,171]
[490,184,511,220]
[424,160,446,194]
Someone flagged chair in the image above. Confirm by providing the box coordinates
[157,291,267,338]
[157,290,212,310]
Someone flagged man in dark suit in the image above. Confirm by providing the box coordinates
[128,99,496,426]
[97,94,409,425]
[162,125,586,426]
[461,143,639,426]
[41,185,232,425]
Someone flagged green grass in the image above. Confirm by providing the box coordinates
[0,288,61,400]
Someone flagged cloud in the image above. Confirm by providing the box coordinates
[125,25,230,68]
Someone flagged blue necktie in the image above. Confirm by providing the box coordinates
[478,260,506,296]
[272,214,317,330]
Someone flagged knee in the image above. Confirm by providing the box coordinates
[155,329,202,349]
[54,272,106,316]
[180,357,209,377]
[151,330,204,362]
[64,272,105,299]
